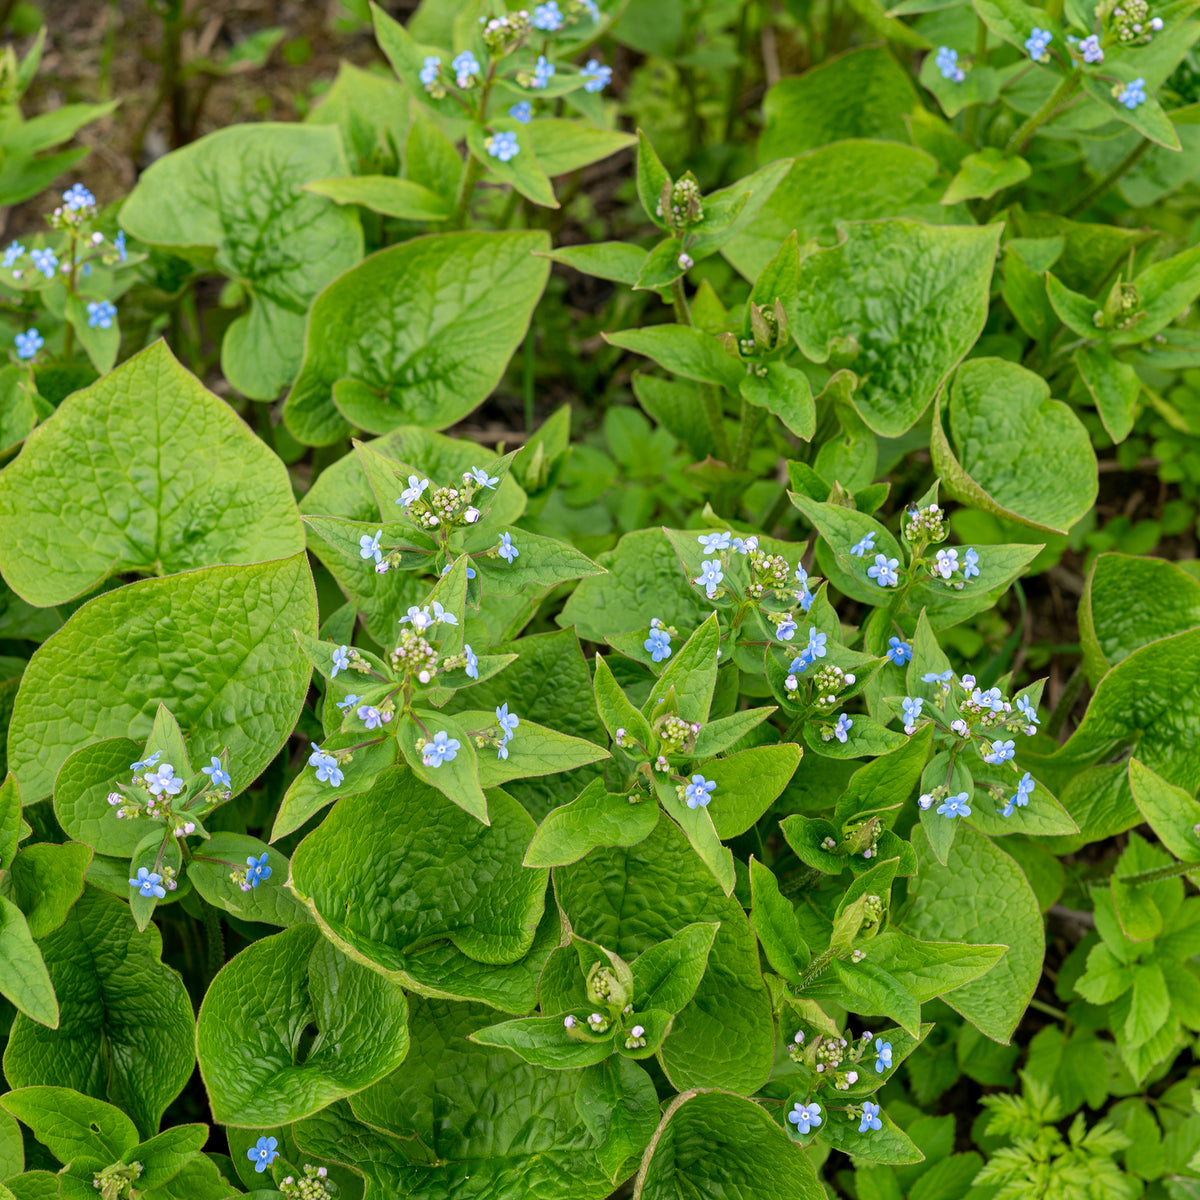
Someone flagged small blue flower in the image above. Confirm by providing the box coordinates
[859,1101,883,1133]
[130,752,162,772]
[1017,696,1039,727]
[1118,77,1146,108]
[246,853,272,887]
[788,1101,822,1133]
[331,645,350,677]
[314,756,343,787]
[972,686,1004,712]
[797,583,814,613]
[14,329,43,359]
[850,532,876,557]
[645,627,672,662]
[114,230,127,261]
[934,548,959,579]
[336,693,362,711]
[874,1038,893,1072]
[833,713,853,743]
[922,669,953,688]
[732,535,759,554]
[695,559,723,596]
[442,562,477,580]
[887,637,912,666]
[488,131,520,162]
[248,1136,279,1174]
[497,532,520,562]
[496,703,520,742]
[1025,27,1052,59]
[697,530,732,551]
[452,51,481,86]
[464,644,480,679]
[935,46,966,81]
[359,529,383,564]
[775,615,798,642]
[867,554,899,588]
[2,242,24,267]
[1001,771,1036,817]
[937,792,971,818]
[201,756,231,789]
[805,628,827,661]
[533,1,563,30]
[423,730,461,768]
[962,547,980,579]
[582,59,612,92]
[901,696,923,726]
[684,775,716,809]
[419,55,441,85]
[86,300,117,329]
[1080,34,1103,62]
[308,742,329,766]
[30,248,57,278]
[145,764,184,796]
[357,704,384,731]
[401,605,433,630]
[532,54,555,88]
[129,867,166,899]
[470,465,500,489]
[582,0,600,18]
[63,183,96,211]
[430,601,458,626]
[398,475,429,507]
[509,100,533,123]
[984,738,1016,764]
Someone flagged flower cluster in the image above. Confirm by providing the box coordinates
[935,46,966,81]
[107,750,231,838]
[228,852,272,893]
[390,466,496,542]
[280,1164,338,1199]
[1025,26,1053,60]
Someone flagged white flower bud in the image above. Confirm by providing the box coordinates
[91,232,104,245]
[464,506,481,523]
[418,669,432,683]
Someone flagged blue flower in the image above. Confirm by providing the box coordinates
[775,615,798,642]
[129,867,166,899]
[984,738,1015,765]
[901,696,923,726]
[464,644,480,679]
[423,730,461,768]
[1025,26,1052,59]
[114,230,127,261]
[533,1,563,30]
[1080,34,1103,62]
[875,1038,893,1072]
[695,559,723,596]
[14,329,43,359]
[582,59,612,92]
[833,713,853,743]
[452,51,481,86]
[248,1136,279,1173]
[797,584,814,613]
[398,475,429,507]
[645,627,672,662]
[732,535,759,554]
[684,775,716,809]
[86,300,117,329]
[63,182,96,210]
[962,547,980,579]
[496,703,520,742]
[145,764,184,796]
[246,853,272,887]
[582,0,600,18]
[470,465,500,488]
[1118,77,1146,108]
[357,704,384,731]
[498,531,520,562]
[788,1101,822,1133]
[336,693,362,711]
[867,554,899,588]
[532,54,555,88]
[201,756,231,789]
[430,601,458,626]
[922,669,953,690]
[419,55,440,85]
[359,529,383,564]
[401,605,433,631]
[850,532,876,557]
[488,131,520,162]
[509,100,533,123]
[2,242,24,267]
[887,637,912,665]
[130,751,162,772]
[859,1101,883,1133]
[972,686,1004,712]
[442,562,477,580]
[805,628,827,661]
[937,792,971,818]
[331,645,350,677]
[314,757,343,787]
[30,248,57,278]
[1017,696,1039,727]
[697,530,732,551]
[934,548,959,579]
[935,46,966,81]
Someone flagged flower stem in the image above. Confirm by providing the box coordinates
[1005,71,1082,156]
[962,17,990,145]
[1045,664,1086,740]
[1066,137,1151,217]
[453,154,485,229]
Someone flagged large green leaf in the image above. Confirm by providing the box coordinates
[792,220,1001,436]
[119,123,362,399]
[759,46,920,159]
[0,341,304,606]
[284,231,550,445]
[0,1087,137,1164]
[290,768,550,1007]
[555,820,774,1095]
[0,896,57,1028]
[931,357,1096,535]
[196,923,409,1126]
[7,555,316,802]
[635,1090,823,1199]
[901,827,1042,1043]
[2,887,194,1139]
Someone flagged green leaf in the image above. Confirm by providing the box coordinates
[556,819,774,1095]
[6,841,92,938]
[942,148,1030,204]
[465,122,558,209]
[866,931,1008,1000]
[1080,74,1181,150]
[526,120,637,177]
[290,768,550,1006]
[791,219,1001,436]
[822,957,921,1036]
[52,738,145,858]
[188,833,310,927]
[0,1106,21,1178]
[740,362,815,440]
[604,326,743,392]
[1075,345,1140,442]
[284,231,549,445]
[0,1087,137,1164]
[576,1058,660,1184]
[197,923,410,1126]
[1,770,22,873]
[541,241,648,287]
[1080,553,1200,685]
[64,292,119,376]
[472,527,604,591]
[816,1104,924,1165]
[636,129,671,229]
[124,1124,208,1192]
[0,896,57,1028]
[0,342,305,606]
[1112,241,1200,347]
[901,827,1042,1043]
[630,922,719,1015]
[7,555,316,802]
[525,778,660,867]
[303,175,450,220]
[593,654,654,748]
[636,1090,824,1199]
[931,357,1097,535]
[750,857,809,983]
[759,46,920,159]
[2,887,194,1138]
[1129,758,1200,864]
[470,1015,616,1070]
[1124,962,1171,1049]
[119,124,362,399]
[705,744,802,838]
[645,612,721,723]
[470,714,610,788]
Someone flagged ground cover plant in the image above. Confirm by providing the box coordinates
[1,0,1200,1196]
